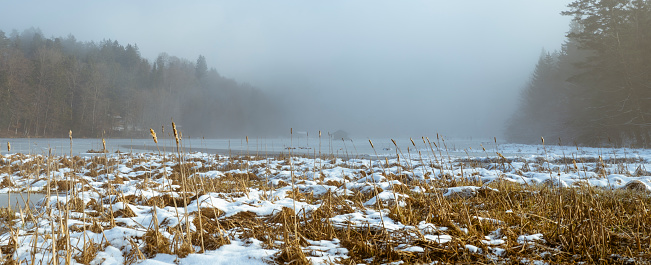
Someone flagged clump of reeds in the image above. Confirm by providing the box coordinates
[275,242,309,264]
[143,229,171,258]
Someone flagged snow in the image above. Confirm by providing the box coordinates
[92,246,124,264]
[138,239,274,265]
[0,141,649,264]
[424,234,452,244]
[517,234,545,244]
[482,229,506,245]
[465,244,482,253]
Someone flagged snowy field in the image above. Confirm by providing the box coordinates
[0,139,649,264]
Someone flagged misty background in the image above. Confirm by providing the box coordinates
[0,1,572,138]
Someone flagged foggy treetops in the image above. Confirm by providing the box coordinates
[2,0,650,145]
[507,0,651,147]
[0,28,282,138]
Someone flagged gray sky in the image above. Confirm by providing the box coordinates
[1,0,572,138]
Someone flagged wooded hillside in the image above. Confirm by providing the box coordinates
[0,28,281,138]
[507,0,651,147]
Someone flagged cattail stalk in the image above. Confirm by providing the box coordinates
[367,139,388,234]
[150,128,161,157]
[171,122,192,250]
[150,129,158,144]
[69,130,73,158]
[173,122,180,148]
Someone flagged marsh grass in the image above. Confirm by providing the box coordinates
[0,134,649,264]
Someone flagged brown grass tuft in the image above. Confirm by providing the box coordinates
[220,211,258,230]
[50,180,75,191]
[191,231,226,251]
[113,205,137,218]
[66,197,85,212]
[621,180,650,192]
[275,242,309,265]
[175,240,194,258]
[266,207,296,225]
[146,194,190,208]
[142,230,171,258]
[0,176,13,188]
[192,208,225,234]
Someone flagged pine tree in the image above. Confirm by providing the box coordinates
[506,50,563,143]
[563,0,651,146]
[195,55,207,80]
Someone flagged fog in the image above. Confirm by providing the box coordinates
[1,1,571,138]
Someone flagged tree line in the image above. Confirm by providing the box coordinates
[507,0,651,147]
[0,28,282,138]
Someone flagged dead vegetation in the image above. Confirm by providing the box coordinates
[0,139,648,265]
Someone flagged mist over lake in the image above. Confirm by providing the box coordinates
[1,1,651,264]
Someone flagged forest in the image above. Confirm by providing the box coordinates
[507,0,651,147]
[0,28,282,138]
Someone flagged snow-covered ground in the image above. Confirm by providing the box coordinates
[0,142,649,264]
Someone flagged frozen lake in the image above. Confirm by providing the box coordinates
[0,193,48,209]
[0,136,504,158]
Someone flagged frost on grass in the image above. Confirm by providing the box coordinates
[0,142,649,264]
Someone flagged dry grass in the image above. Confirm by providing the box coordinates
[142,229,172,258]
[0,138,649,265]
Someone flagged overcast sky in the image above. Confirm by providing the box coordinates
[1,1,572,138]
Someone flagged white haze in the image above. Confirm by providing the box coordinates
[0,0,571,138]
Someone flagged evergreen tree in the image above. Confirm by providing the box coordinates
[508,0,651,147]
[563,0,651,146]
[195,55,207,80]
[506,50,563,143]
